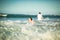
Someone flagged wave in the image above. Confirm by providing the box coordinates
[0,20,60,40]
[1,14,59,18]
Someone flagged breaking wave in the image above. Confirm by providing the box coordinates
[0,19,60,40]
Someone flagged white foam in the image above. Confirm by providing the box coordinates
[0,20,60,40]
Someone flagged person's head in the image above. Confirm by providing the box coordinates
[39,12,41,14]
[28,17,32,21]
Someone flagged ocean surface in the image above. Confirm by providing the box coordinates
[0,14,60,40]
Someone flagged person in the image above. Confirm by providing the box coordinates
[37,12,43,20]
[28,17,34,24]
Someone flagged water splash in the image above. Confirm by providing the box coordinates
[0,20,60,40]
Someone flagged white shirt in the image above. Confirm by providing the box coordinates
[37,14,43,20]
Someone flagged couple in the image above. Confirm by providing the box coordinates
[28,12,43,24]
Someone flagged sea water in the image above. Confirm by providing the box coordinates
[0,15,60,40]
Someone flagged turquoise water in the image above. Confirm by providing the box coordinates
[0,15,60,40]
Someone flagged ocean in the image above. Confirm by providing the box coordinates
[0,14,60,40]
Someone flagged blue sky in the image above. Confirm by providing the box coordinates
[0,0,60,15]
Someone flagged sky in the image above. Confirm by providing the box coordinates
[0,0,60,15]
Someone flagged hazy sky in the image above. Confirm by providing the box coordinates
[0,0,60,15]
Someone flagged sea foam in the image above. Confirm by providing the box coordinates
[0,20,60,40]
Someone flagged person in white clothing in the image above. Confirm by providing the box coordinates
[37,12,43,20]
